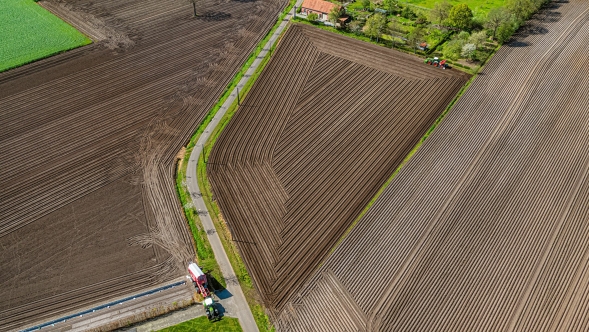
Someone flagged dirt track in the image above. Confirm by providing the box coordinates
[0,0,283,329]
[274,1,589,331]
[207,24,468,314]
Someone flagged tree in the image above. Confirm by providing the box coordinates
[429,0,452,25]
[468,30,487,48]
[388,17,400,48]
[401,6,417,20]
[506,0,535,21]
[485,7,511,39]
[496,20,516,44]
[461,43,477,61]
[328,6,345,26]
[349,20,363,35]
[442,39,464,60]
[307,12,319,21]
[447,4,473,30]
[361,0,371,11]
[363,13,387,41]
[407,26,424,53]
[383,0,397,15]
[456,30,470,41]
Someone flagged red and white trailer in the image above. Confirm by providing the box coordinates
[188,263,210,297]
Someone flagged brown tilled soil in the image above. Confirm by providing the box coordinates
[207,24,469,315]
[274,1,589,331]
[0,0,284,329]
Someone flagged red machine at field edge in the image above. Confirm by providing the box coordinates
[188,262,210,297]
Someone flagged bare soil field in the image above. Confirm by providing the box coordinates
[207,24,469,315]
[0,0,284,329]
[273,1,589,331]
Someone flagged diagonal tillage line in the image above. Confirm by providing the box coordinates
[367,5,589,330]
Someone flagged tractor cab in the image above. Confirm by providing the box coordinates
[204,296,220,321]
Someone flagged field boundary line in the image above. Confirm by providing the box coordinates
[183,2,301,331]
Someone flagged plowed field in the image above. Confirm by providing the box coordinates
[207,24,469,314]
[0,0,283,329]
[274,1,589,331]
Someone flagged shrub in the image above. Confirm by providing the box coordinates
[443,38,464,60]
[401,7,417,20]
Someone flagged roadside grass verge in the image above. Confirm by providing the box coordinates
[157,316,242,332]
[195,26,285,332]
[176,2,294,331]
[0,0,91,72]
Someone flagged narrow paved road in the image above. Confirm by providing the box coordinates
[184,3,302,331]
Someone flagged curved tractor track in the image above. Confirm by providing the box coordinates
[274,1,589,331]
[0,0,285,329]
[207,24,469,317]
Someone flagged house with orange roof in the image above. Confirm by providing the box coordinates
[300,0,338,21]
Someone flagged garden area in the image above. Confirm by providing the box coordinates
[0,0,91,72]
[296,0,552,72]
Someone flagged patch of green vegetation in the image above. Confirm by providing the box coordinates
[0,0,91,72]
[401,0,506,15]
[176,1,295,331]
[157,316,242,332]
[176,153,226,290]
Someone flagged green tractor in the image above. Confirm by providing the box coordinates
[424,57,448,69]
[204,296,220,321]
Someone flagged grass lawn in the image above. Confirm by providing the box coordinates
[400,0,506,15]
[0,0,91,72]
[157,316,242,332]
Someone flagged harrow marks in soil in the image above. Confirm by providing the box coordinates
[207,24,468,315]
[274,1,589,331]
[0,0,284,329]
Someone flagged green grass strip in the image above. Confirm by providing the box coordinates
[196,26,285,332]
[157,316,242,332]
[176,2,295,331]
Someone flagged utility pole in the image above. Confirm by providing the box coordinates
[237,87,240,105]
[192,1,196,17]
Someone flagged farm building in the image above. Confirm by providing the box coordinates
[300,0,338,21]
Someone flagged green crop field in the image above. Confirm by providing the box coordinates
[158,316,242,332]
[0,0,91,72]
[401,0,506,15]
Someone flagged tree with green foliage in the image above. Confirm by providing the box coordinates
[363,13,387,42]
[361,0,371,11]
[307,12,319,21]
[442,38,465,60]
[401,6,417,20]
[456,30,470,41]
[506,0,536,21]
[447,4,473,30]
[429,0,452,25]
[328,6,345,26]
[461,43,477,61]
[349,20,363,35]
[388,17,400,48]
[496,20,516,44]
[485,7,511,39]
[468,30,487,48]
[407,26,424,53]
[383,0,397,15]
